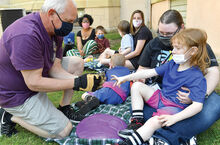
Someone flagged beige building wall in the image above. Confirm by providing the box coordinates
[0,0,10,5]
[186,0,220,56]
[120,0,147,22]
[151,0,169,31]
[79,0,120,31]
[85,7,120,31]
[9,0,44,11]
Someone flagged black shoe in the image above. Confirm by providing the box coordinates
[0,108,17,137]
[69,111,85,123]
[58,105,84,123]
[78,96,100,115]
[75,100,86,109]
[118,118,144,139]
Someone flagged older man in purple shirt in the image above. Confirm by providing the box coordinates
[0,0,102,139]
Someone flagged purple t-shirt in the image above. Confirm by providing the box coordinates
[0,12,63,108]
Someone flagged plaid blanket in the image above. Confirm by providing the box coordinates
[46,97,132,145]
[84,59,109,73]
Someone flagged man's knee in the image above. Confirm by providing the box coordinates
[200,92,220,121]
[58,121,73,138]
[62,56,84,74]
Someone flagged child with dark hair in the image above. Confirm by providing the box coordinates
[98,20,134,66]
[66,14,98,58]
[75,54,131,116]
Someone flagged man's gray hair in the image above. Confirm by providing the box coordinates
[41,0,76,14]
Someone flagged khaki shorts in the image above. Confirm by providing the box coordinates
[4,92,69,135]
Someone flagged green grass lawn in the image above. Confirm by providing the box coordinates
[0,32,219,145]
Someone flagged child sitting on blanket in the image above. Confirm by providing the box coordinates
[75,54,131,116]
[93,26,110,56]
[84,25,110,62]
[98,20,134,65]
[113,28,210,145]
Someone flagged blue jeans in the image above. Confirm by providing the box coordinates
[142,92,220,145]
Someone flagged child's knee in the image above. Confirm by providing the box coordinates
[131,82,143,91]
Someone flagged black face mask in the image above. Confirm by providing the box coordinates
[51,12,73,37]
[157,27,181,47]
[158,34,172,47]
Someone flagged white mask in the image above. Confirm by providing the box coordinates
[172,48,192,64]
[133,19,142,28]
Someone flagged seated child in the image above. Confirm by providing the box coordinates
[112,28,210,145]
[84,25,110,62]
[94,26,110,55]
[63,32,75,56]
[76,54,131,116]
[98,20,134,65]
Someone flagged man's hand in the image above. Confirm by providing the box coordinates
[177,87,192,104]
[73,73,104,92]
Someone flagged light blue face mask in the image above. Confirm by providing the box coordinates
[97,34,104,39]
[51,12,73,37]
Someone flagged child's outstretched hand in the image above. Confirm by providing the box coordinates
[111,75,126,87]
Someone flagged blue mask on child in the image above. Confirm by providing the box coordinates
[52,12,73,37]
[97,34,104,39]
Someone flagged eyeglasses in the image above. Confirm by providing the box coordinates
[157,27,180,37]
[55,11,77,24]
[82,20,89,23]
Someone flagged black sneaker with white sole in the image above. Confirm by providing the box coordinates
[69,111,85,123]
[75,100,86,109]
[78,96,100,115]
[118,117,144,139]
[0,108,17,137]
[58,105,85,123]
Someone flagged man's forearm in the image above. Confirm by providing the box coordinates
[28,77,75,92]
[173,102,203,123]
[205,66,220,95]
